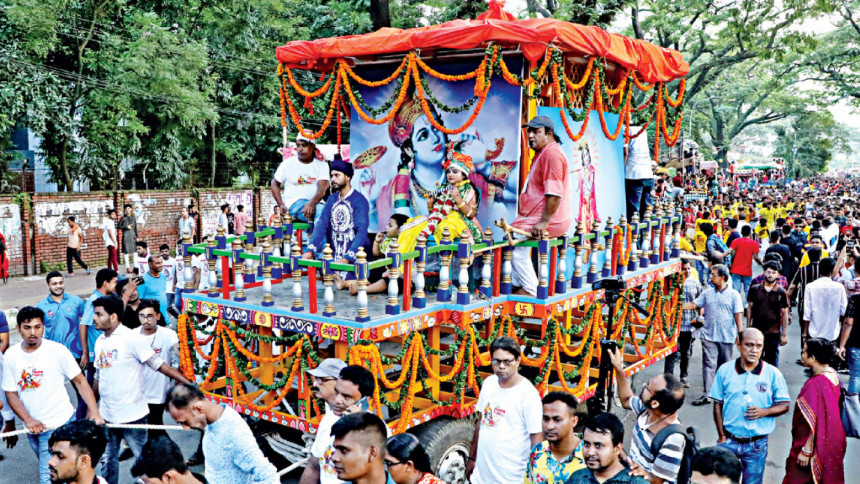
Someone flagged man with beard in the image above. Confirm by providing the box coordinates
[526,392,585,483]
[91,296,189,484]
[746,262,790,367]
[2,307,103,484]
[567,412,648,484]
[305,157,371,287]
[329,412,391,484]
[609,348,686,484]
[467,336,543,484]
[709,329,790,484]
[166,383,279,484]
[36,271,87,384]
[137,253,172,325]
[299,360,376,484]
[271,130,331,223]
[47,420,108,484]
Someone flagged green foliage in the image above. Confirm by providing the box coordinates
[0,0,855,191]
[773,111,851,177]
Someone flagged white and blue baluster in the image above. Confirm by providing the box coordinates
[322,244,335,317]
[413,235,428,308]
[261,239,274,307]
[603,218,614,278]
[555,235,569,294]
[233,238,246,302]
[481,228,494,298]
[437,228,453,302]
[386,239,402,314]
[457,239,472,305]
[537,232,550,299]
[356,248,370,322]
[207,235,218,298]
[572,220,586,289]
[291,241,303,312]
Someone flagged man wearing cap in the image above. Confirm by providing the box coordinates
[300,363,376,484]
[304,156,371,282]
[271,130,331,224]
[510,116,573,296]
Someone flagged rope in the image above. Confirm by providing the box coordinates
[277,457,309,476]
[0,423,186,438]
[3,422,309,476]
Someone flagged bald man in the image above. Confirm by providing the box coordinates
[709,328,790,484]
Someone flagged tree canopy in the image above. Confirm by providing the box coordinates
[0,0,853,192]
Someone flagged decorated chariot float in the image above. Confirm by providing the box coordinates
[176,2,688,481]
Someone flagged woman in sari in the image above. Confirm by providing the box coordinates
[783,338,846,484]
[385,433,446,484]
[0,230,8,283]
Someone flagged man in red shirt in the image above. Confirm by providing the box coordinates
[724,225,763,305]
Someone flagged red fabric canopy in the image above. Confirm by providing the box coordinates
[275,1,688,83]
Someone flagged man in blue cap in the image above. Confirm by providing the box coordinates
[305,155,371,283]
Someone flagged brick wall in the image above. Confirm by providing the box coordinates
[7,188,281,275]
[32,193,115,271]
[259,189,278,226]
[0,197,25,276]
[121,191,192,253]
[197,189,253,237]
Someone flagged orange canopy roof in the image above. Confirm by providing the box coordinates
[275,1,688,83]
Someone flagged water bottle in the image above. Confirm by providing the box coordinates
[743,391,754,432]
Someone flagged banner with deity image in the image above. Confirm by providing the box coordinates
[536,107,626,234]
[536,107,626,278]
[349,59,523,237]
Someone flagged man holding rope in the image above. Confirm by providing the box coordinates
[166,383,280,483]
[90,296,189,484]
[1,306,103,484]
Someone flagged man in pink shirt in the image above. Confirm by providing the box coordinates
[66,216,91,277]
[233,204,249,236]
[510,116,573,296]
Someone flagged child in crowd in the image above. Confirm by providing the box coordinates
[398,142,482,255]
[347,214,410,294]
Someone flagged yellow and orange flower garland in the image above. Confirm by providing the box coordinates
[177,273,683,433]
[278,44,686,164]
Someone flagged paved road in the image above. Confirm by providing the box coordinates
[1,268,858,483]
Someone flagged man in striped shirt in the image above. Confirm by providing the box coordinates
[609,348,687,483]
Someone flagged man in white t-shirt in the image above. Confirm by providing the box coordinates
[467,337,543,484]
[271,130,330,224]
[192,252,211,292]
[1,306,103,484]
[302,363,376,484]
[104,209,119,271]
[624,127,654,221]
[158,244,177,316]
[134,241,150,276]
[136,299,179,439]
[172,239,187,311]
[90,295,189,484]
[178,207,195,242]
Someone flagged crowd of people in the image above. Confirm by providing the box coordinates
[1,114,859,484]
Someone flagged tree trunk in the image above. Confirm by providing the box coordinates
[209,123,217,188]
[59,136,72,191]
[370,0,391,31]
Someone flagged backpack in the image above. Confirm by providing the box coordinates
[650,424,700,484]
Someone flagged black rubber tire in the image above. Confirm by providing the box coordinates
[413,417,475,484]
